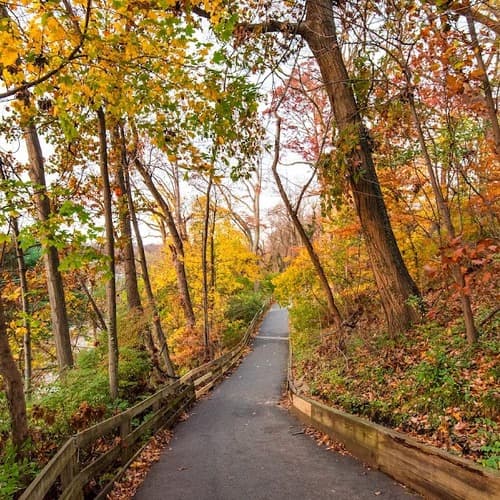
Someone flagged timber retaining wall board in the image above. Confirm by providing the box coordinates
[290,391,500,499]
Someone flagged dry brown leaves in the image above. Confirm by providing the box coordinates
[304,426,352,456]
[106,429,173,500]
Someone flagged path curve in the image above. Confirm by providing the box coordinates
[135,305,418,499]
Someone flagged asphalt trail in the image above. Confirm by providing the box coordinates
[135,305,418,499]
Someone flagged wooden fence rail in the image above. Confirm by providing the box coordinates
[20,303,268,500]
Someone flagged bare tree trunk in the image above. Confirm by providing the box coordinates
[113,126,142,310]
[172,162,188,241]
[301,0,421,334]
[251,162,262,255]
[24,124,74,369]
[11,218,32,399]
[133,156,196,329]
[97,107,119,400]
[272,117,343,328]
[78,277,107,332]
[405,74,478,343]
[464,8,500,153]
[202,177,213,359]
[127,166,176,377]
[113,126,168,372]
[209,196,217,295]
[0,295,28,455]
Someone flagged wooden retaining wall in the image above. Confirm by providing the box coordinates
[288,366,500,499]
[21,303,268,500]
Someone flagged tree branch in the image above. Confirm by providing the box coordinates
[0,0,92,100]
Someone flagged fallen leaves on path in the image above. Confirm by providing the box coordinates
[304,425,352,456]
[107,429,173,500]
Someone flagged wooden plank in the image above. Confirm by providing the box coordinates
[195,377,220,398]
[378,431,500,499]
[124,385,194,448]
[60,446,82,500]
[75,412,127,448]
[127,380,182,420]
[20,438,76,500]
[194,371,213,388]
[60,445,122,500]
[127,392,163,419]
[290,389,500,499]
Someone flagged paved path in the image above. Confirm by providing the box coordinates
[135,305,417,499]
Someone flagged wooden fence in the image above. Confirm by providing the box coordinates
[20,303,267,500]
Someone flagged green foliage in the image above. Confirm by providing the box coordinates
[31,346,152,436]
[117,347,152,399]
[480,441,500,470]
[222,290,266,348]
[477,419,500,470]
[226,290,264,325]
[0,443,39,500]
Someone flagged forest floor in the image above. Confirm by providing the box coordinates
[291,281,500,470]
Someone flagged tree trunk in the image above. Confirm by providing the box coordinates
[0,295,28,454]
[97,107,119,400]
[301,0,421,334]
[113,126,166,368]
[11,218,32,398]
[113,126,142,311]
[202,177,213,359]
[133,156,196,329]
[172,162,188,241]
[79,277,107,332]
[464,8,500,153]
[272,116,343,328]
[405,73,478,343]
[24,124,74,369]
[127,164,176,376]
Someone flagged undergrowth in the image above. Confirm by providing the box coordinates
[290,299,499,470]
[0,346,152,498]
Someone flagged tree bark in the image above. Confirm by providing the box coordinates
[0,295,28,454]
[464,8,500,153]
[127,165,176,376]
[202,177,213,359]
[133,156,196,329]
[79,277,107,332]
[11,218,32,398]
[272,117,343,328]
[24,124,74,369]
[405,72,478,343]
[113,126,142,311]
[97,107,119,400]
[300,0,421,334]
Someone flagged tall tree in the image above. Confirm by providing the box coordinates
[0,294,28,455]
[0,161,33,396]
[97,107,119,400]
[11,218,33,397]
[113,125,142,312]
[24,122,74,370]
[128,182,176,377]
[229,0,422,333]
[201,176,214,358]
[132,141,197,330]
[272,116,343,328]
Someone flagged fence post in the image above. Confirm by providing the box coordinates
[120,412,132,464]
[60,438,84,500]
